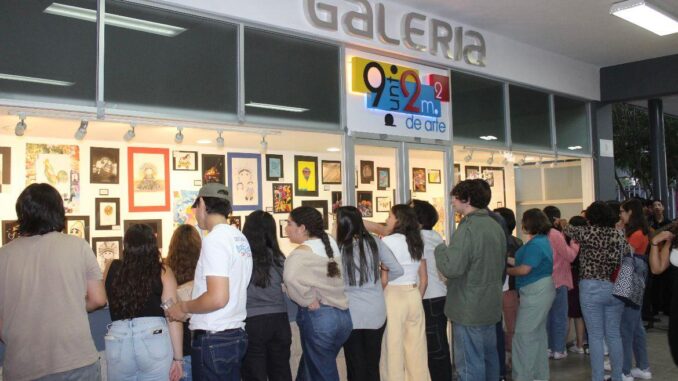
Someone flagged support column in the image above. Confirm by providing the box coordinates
[648,99,669,204]
[592,103,617,200]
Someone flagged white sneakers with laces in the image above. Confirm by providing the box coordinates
[630,367,652,379]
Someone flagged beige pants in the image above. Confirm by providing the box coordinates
[380,284,431,381]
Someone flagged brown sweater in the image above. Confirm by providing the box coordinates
[283,246,349,310]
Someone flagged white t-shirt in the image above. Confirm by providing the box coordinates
[190,224,253,331]
[422,230,447,299]
[382,233,420,285]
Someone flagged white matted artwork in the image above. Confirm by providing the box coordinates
[128,147,170,212]
[227,153,262,211]
[481,166,506,209]
[92,237,122,272]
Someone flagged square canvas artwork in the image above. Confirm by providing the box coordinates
[321,160,342,184]
[266,154,284,181]
[272,183,293,214]
[173,150,198,171]
[228,153,262,211]
[357,191,373,217]
[26,144,80,213]
[90,147,119,184]
[202,154,225,185]
[92,237,123,271]
[128,147,170,212]
[412,167,426,192]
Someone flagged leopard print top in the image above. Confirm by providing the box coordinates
[563,225,630,282]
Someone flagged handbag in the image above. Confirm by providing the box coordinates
[612,251,648,307]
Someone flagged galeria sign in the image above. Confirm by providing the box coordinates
[304,0,486,67]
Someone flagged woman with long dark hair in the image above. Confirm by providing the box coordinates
[335,206,403,381]
[283,206,352,381]
[379,204,430,381]
[105,224,183,381]
[241,211,292,381]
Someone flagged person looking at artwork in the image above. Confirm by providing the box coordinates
[335,206,403,381]
[282,206,352,381]
[166,224,202,381]
[104,224,184,381]
[241,211,293,381]
[165,183,253,381]
[0,183,107,380]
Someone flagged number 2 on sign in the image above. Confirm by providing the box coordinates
[400,70,421,113]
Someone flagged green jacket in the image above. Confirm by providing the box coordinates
[434,208,506,326]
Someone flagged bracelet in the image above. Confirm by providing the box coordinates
[173,358,184,363]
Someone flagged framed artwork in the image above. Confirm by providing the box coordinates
[173,190,199,228]
[272,183,294,213]
[465,166,481,180]
[172,150,198,171]
[279,219,289,238]
[90,147,119,184]
[412,167,426,192]
[454,163,461,185]
[377,167,390,190]
[294,155,319,197]
[431,196,446,239]
[99,189,109,196]
[95,198,120,230]
[26,143,80,213]
[321,160,342,184]
[301,200,329,230]
[0,146,11,185]
[124,219,163,249]
[376,197,392,213]
[92,237,123,271]
[227,216,242,231]
[428,169,441,184]
[481,166,507,208]
[228,153,262,211]
[357,191,373,217]
[331,191,342,213]
[360,160,374,183]
[66,215,90,244]
[2,220,19,245]
[355,170,358,189]
[128,147,170,212]
[266,154,284,181]
[201,154,225,185]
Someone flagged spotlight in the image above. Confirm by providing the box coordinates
[536,156,544,167]
[174,127,184,144]
[259,135,268,154]
[15,113,27,136]
[464,150,473,163]
[123,124,136,142]
[216,130,224,148]
[74,120,88,140]
[518,155,526,166]
[486,153,494,165]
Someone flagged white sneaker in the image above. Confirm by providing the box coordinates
[568,345,585,354]
[604,359,611,371]
[547,349,553,358]
[622,374,634,381]
[553,351,568,360]
[630,368,652,379]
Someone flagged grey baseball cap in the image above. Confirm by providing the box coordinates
[192,183,231,208]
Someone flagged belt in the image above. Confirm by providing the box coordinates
[192,328,241,338]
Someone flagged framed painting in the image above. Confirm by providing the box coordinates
[301,200,329,230]
[279,219,289,238]
[124,219,163,249]
[294,155,318,197]
[357,191,373,217]
[412,167,426,192]
[465,165,481,180]
[66,215,90,244]
[428,169,441,184]
[272,183,293,214]
[321,160,342,184]
[25,143,80,213]
[360,160,374,183]
[331,191,342,214]
[92,237,123,271]
[173,190,199,228]
[2,220,19,245]
[481,166,507,209]
[266,154,284,181]
[201,154,225,185]
[228,152,262,211]
[376,197,392,213]
[454,163,461,185]
[95,198,121,230]
[172,150,198,171]
[227,216,242,231]
[0,146,11,185]
[377,167,390,190]
[128,147,170,212]
[90,147,119,184]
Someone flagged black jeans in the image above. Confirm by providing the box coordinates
[241,312,292,381]
[342,324,386,381]
[423,297,452,381]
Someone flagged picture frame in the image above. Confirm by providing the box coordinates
[98,189,109,196]
[2,220,19,245]
[331,191,342,214]
[92,237,123,271]
[201,154,225,185]
[481,166,507,209]
[357,191,373,217]
[227,152,263,211]
[272,183,294,214]
[95,198,121,230]
[377,167,390,190]
[124,219,163,249]
[360,160,374,183]
[0,146,11,185]
[128,147,170,212]
[412,167,426,192]
[172,150,198,171]
[65,215,90,244]
[173,190,199,228]
[428,169,441,184]
[227,216,242,231]
[26,143,80,213]
[294,155,319,197]
[279,219,289,238]
[454,163,461,185]
[301,200,329,230]
[376,197,392,213]
[90,147,120,184]
[266,154,284,181]
[321,160,342,184]
[465,165,481,180]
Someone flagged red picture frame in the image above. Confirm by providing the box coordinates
[127,147,170,212]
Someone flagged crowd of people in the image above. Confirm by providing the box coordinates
[1,180,677,381]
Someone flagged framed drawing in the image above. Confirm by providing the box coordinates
[26,143,80,213]
[172,150,198,171]
[173,190,199,228]
[376,197,392,213]
[279,219,289,238]
[301,200,329,230]
[321,160,342,184]
[454,163,461,185]
[355,170,358,188]
[481,166,507,209]
[124,219,163,249]
[227,216,242,231]
[2,220,19,245]
[294,155,319,197]
[90,147,119,184]
[412,167,426,192]
[92,237,123,271]
[357,191,373,217]
[228,152,262,211]
[272,183,293,214]
[66,215,90,244]
[465,166,481,180]
[266,154,284,181]
[377,167,390,190]
[128,147,170,212]
[428,169,441,184]
[360,160,374,183]
[0,147,10,186]
[331,191,342,213]
[95,198,121,230]
[201,154,225,185]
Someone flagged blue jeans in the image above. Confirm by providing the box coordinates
[105,317,173,381]
[191,328,247,381]
[580,280,624,381]
[296,305,352,381]
[547,285,569,353]
[453,323,499,381]
[181,355,192,381]
[621,305,649,374]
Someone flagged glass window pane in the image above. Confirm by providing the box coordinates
[0,0,96,106]
[514,167,543,202]
[544,165,582,200]
[355,145,398,223]
[104,1,238,121]
[409,149,448,240]
[555,96,590,154]
[245,28,340,129]
[510,85,551,150]
[451,71,505,146]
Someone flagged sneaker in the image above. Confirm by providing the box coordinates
[569,345,585,354]
[547,349,553,358]
[604,359,611,371]
[553,351,568,360]
[630,368,652,379]
[622,374,634,381]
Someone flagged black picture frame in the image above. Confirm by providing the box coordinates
[279,219,289,238]
[428,169,442,184]
[0,146,11,185]
[172,150,198,171]
[377,167,390,190]
[90,147,120,184]
[95,198,121,230]
[301,200,329,230]
[65,215,91,244]
[124,219,163,249]
[294,155,319,197]
[360,160,374,183]
[92,237,123,271]
[357,191,373,217]
[266,154,284,181]
[321,160,342,184]
[201,154,226,185]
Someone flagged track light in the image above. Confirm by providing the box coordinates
[536,156,544,167]
[216,130,224,148]
[15,113,27,136]
[174,127,184,144]
[464,150,473,163]
[74,120,88,140]
[259,135,268,154]
[518,155,526,166]
[123,124,136,142]
[486,153,494,165]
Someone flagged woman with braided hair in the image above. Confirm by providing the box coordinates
[283,206,352,381]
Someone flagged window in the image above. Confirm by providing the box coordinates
[450,71,505,146]
[510,85,551,150]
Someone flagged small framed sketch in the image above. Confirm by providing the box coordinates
[172,150,198,171]
[128,147,170,212]
[412,167,426,192]
[428,169,441,184]
[66,215,90,244]
[360,160,374,183]
[95,198,121,230]
[279,219,289,238]
[0,147,11,186]
[454,163,461,185]
[124,219,163,249]
[321,160,342,184]
[227,152,262,211]
[294,155,319,197]
[377,167,390,190]
[465,166,481,180]
[92,237,123,271]
[266,154,284,181]
[272,183,293,214]
[90,147,119,184]
[376,197,392,213]
[331,191,342,213]
[357,191,373,217]
[2,220,19,245]
[227,216,242,231]
[202,154,225,185]
[301,200,329,230]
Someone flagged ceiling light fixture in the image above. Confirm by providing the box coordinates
[479,135,498,141]
[245,102,309,113]
[0,73,74,87]
[15,113,27,136]
[74,120,88,140]
[216,130,224,148]
[123,123,136,142]
[44,3,187,37]
[610,0,678,36]
[464,150,474,163]
[568,145,583,151]
[326,147,341,152]
[174,127,184,144]
[487,153,494,165]
[518,155,527,166]
[259,135,268,154]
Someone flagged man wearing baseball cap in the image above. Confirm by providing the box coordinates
[167,183,253,380]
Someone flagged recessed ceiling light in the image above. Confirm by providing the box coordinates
[197,139,212,144]
[479,135,498,141]
[0,73,74,86]
[610,0,678,36]
[245,102,309,113]
[326,147,341,152]
[568,145,583,150]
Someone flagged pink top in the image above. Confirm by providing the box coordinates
[548,228,579,289]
